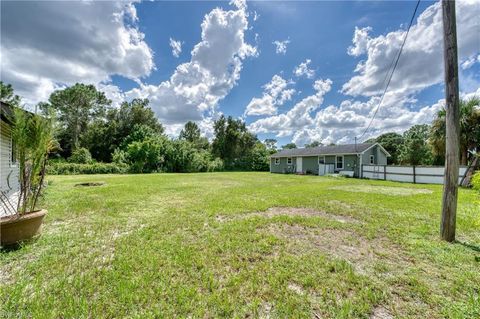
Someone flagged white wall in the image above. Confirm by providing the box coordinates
[362,165,468,185]
[1,120,19,217]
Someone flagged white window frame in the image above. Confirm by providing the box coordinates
[318,156,325,164]
[287,157,292,165]
[370,155,374,165]
[336,155,344,170]
[274,158,280,165]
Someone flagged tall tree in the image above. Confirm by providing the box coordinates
[398,124,433,165]
[0,81,21,106]
[83,98,164,161]
[47,83,111,155]
[264,138,277,152]
[179,121,201,143]
[430,97,480,165]
[371,132,404,164]
[305,141,322,148]
[282,143,297,149]
[212,115,257,169]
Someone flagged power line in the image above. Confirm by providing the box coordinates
[357,0,421,141]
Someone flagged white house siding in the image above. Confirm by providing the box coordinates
[1,120,19,217]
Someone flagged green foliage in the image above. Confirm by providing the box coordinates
[430,97,480,165]
[0,81,21,106]
[179,121,201,142]
[247,141,270,171]
[305,141,322,148]
[126,136,166,173]
[46,83,111,156]
[263,138,277,152]
[472,170,480,192]
[47,162,128,175]
[68,147,93,164]
[211,115,258,170]
[398,124,433,165]
[82,99,164,162]
[369,132,404,164]
[282,143,297,149]
[11,107,56,214]
[112,148,127,165]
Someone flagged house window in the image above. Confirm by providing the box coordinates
[274,158,280,165]
[287,157,292,165]
[318,156,325,164]
[370,155,374,165]
[336,155,343,170]
[10,137,16,166]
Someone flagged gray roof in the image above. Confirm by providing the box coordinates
[271,143,377,158]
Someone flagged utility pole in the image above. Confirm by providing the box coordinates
[440,0,460,242]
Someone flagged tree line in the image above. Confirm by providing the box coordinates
[1,81,478,173]
[1,82,275,173]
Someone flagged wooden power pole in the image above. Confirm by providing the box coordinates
[440,0,460,242]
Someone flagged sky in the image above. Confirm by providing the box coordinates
[1,0,479,148]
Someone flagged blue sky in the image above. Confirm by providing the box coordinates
[1,0,479,147]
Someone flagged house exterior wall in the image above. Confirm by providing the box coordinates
[302,156,319,174]
[270,156,296,173]
[1,120,20,217]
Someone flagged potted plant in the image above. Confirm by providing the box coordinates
[1,107,56,245]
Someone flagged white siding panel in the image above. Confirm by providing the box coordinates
[363,164,468,185]
[1,120,20,217]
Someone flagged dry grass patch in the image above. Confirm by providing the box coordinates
[216,207,361,224]
[329,185,433,196]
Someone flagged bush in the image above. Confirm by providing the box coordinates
[68,147,93,164]
[472,170,480,192]
[47,162,129,175]
[207,158,224,172]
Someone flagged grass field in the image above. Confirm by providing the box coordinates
[1,172,479,318]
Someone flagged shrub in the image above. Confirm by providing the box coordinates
[112,148,127,164]
[472,170,480,192]
[47,162,129,175]
[68,147,93,164]
[207,158,224,172]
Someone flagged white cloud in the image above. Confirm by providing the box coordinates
[169,38,183,58]
[1,1,154,106]
[244,74,295,116]
[293,59,315,79]
[272,39,290,54]
[125,1,257,129]
[347,26,372,57]
[342,1,480,97]
[248,79,332,136]
[461,54,480,70]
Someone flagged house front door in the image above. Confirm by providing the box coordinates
[296,157,302,173]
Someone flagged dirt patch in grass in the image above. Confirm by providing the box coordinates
[370,306,393,319]
[216,207,361,224]
[261,224,394,275]
[329,185,433,196]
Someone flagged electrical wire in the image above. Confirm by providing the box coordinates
[357,0,421,140]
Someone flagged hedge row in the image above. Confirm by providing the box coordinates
[47,162,129,175]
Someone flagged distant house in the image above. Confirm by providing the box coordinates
[0,102,20,217]
[270,143,390,177]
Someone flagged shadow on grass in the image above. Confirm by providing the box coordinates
[456,241,480,262]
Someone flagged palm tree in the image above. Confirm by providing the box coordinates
[430,97,480,165]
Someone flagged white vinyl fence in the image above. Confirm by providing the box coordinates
[362,165,468,185]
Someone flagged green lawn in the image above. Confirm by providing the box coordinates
[1,172,479,318]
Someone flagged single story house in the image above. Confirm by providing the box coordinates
[1,102,19,217]
[270,143,390,177]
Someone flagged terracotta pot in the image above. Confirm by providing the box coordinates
[1,209,47,245]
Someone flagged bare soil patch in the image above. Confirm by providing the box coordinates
[216,207,361,224]
[329,185,433,196]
